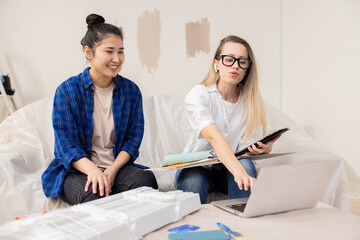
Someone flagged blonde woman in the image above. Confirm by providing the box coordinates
[176,35,280,204]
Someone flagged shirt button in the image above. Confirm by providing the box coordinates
[225,129,229,134]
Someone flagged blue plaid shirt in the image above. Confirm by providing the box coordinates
[41,67,144,198]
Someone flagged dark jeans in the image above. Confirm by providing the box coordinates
[62,164,158,205]
[176,158,257,204]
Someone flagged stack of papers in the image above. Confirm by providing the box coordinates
[161,151,218,169]
[154,151,294,170]
[148,128,292,171]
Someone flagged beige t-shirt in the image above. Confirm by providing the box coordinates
[91,82,116,170]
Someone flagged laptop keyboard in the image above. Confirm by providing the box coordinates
[227,203,247,212]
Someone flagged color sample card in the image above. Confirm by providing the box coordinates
[168,230,229,240]
[168,224,200,233]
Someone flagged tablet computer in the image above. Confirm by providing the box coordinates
[234,128,289,157]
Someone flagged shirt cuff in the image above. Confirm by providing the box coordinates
[120,145,139,162]
[196,120,215,139]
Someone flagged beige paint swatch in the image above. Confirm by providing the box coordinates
[137,10,161,73]
[185,18,210,58]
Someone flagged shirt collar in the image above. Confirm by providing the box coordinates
[206,83,219,93]
[113,75,121,90]
[82,67,121,90]
[82,67,93,90]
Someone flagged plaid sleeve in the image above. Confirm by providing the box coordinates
[53,81,88,170]
[120,86,144,161]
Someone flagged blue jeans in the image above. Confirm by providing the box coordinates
[175,159,257,204]
[62,164,158,205]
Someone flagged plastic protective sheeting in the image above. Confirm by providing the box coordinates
[0,98,70,225]
[0,96,359,225]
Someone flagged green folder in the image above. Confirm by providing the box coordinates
[162,151,211,166]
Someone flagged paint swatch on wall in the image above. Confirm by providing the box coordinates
[137,10,161,73]
[185,18,210,58]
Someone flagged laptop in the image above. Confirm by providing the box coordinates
[211,161,337,218]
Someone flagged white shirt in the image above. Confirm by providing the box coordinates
[183,84,262,154]
[223,99,237,122]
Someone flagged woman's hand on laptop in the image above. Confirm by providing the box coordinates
[234,173,256,192]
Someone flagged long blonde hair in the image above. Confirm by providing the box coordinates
[201,35,267,138]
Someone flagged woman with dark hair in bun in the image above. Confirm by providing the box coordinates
[41,14,158,205]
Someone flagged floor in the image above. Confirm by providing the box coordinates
[351,191,360,216]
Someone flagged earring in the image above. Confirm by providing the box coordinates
[214,63,218,72]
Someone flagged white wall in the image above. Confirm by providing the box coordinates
[0,0,280,106]
[0,0,359,175]
[282,0,360,176]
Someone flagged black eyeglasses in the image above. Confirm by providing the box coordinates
[217,55,252,69]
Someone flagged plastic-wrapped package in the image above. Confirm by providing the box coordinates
[0,187,201,239]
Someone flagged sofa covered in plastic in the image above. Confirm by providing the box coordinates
[0,96,359,225]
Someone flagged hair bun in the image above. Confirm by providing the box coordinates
[86,14,105,29]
